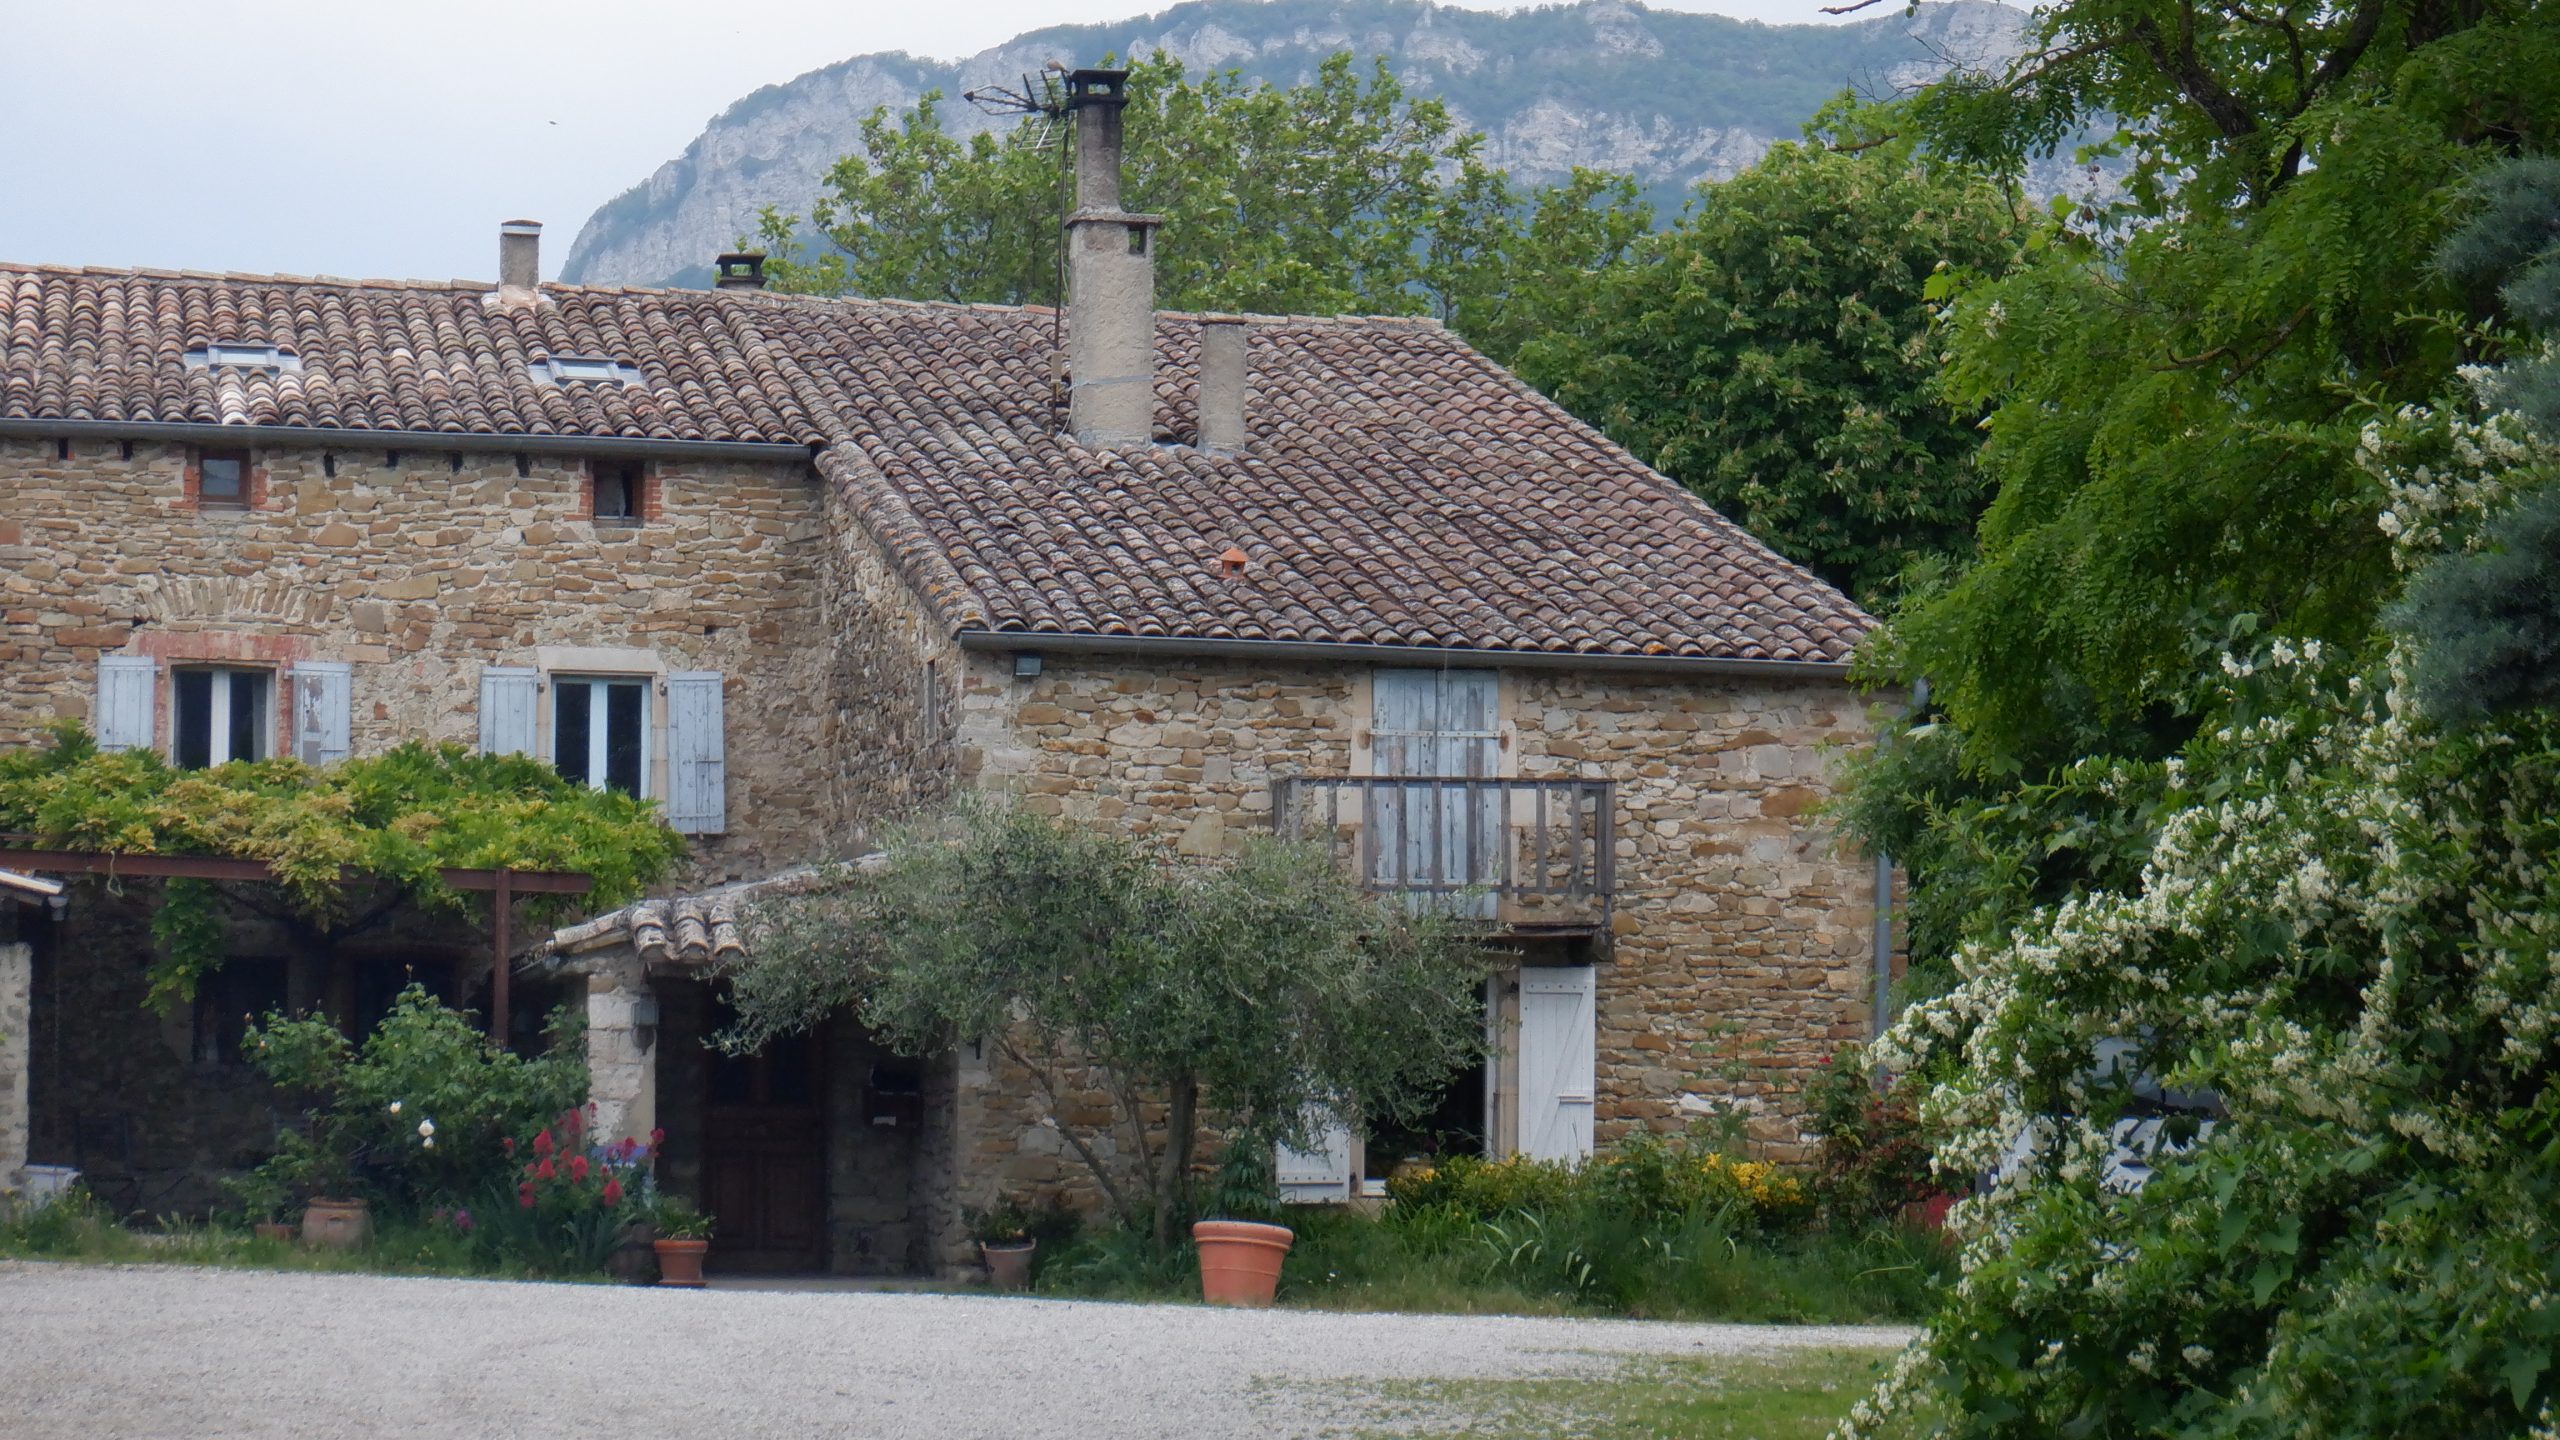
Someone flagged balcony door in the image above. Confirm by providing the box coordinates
[1372,668,1501,916]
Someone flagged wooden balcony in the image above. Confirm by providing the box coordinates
[1269,775,1616,935]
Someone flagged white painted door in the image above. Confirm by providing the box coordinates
[1517,966,1596,1162]
[1372,668,1501,915]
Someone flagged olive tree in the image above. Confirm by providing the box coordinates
[721,801,1492,1246]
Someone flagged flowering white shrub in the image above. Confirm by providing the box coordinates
[1842,405,2560,1439]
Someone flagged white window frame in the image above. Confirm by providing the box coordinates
[550,673,653,799]
[171,665,275,768]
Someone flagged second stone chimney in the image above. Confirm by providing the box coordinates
[1197,318,1249,454]
[1063,68,1162,447]
[496,220,542,307]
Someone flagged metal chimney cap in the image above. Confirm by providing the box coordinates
[500,220,544,236]
[1066,68,1131,107]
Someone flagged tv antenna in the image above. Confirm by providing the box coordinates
[963,61,1077,419]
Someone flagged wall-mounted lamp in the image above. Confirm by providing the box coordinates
[1011,652,1044,679]
[46,892,69,922]
[630,994,661,1053]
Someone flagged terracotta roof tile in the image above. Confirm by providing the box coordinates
[1,264,1871,663]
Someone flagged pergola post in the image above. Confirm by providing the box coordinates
[491,868,514,1050]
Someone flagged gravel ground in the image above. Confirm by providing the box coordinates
[0,1260,1909,1439]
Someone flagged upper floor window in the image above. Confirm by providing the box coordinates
[173,666,272,768]
[554,676,649,796]
[592,461,646,525]
[196,448,252,509]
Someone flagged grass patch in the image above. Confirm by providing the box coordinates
[1301,1346,1900,1439]
[0,1189,575,1281]
[1037,1206,1946,1324]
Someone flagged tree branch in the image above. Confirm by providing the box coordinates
[2129,12,2262,142]
[1819,0,1898,14]
[997,1033,1133,1221]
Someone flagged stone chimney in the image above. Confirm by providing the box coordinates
[1197,318,1249,454]
[1063,68,1162,447]
[714,252,767,290]
[496,220,542,307]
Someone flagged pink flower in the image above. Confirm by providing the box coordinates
[649,1128,666,1148]
[535,1157,556,1181]
[518,1183,535,1210]
[601,1178,622,1207]
[568,1155,590,1183]
[532,1129,554,1157]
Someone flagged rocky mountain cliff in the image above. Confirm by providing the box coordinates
[562,0,2034,289]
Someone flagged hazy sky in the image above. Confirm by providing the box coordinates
[0,0,1869,283]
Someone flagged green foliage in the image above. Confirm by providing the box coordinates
[753,50,1651,365]
[1845,414,2560,1436]
[0,731,685,1004]
[1517,140,2025,604]
[473,1107,661,1273]
[724,798,1494,1247]
[1801,1049,1943,1229]
[1384,1132,1809,1235]
[2392,482,2560,720]
[241,984,589,1213]
[1881,0,2560,763]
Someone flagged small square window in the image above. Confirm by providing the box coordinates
[593,461,645,525]
[198,449,250,507]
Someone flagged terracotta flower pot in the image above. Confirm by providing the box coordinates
[299,1197,370,1250]
[982,1239,1036,1291]
[251,1222,295,1244]
[654,1238,710,1288]
[1192,1220,1293,1307]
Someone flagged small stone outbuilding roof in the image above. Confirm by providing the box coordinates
[2,265,1871,665]
[536,860,877,973]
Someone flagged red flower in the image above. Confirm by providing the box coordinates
[532,1128,554,1157]
[502,1137,516,1154]
[569,1155,590,1183]
[649,1127,666,1148]
[535,1157,556,1180]
[517,1183,535,1210]
[601,1177,622,1207]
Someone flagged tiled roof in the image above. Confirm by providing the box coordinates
[1,264,1871,664]
[537,863,861,971]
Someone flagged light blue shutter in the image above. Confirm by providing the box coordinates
[1371,669,1501,914]
[479,666,538,757]
[95,656,157,752]
[1518,967,1597,1162]
[665,671,725,834]
[292,661,352,765]
[1275,1105,1356,1205]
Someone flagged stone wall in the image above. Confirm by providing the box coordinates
[0,438,838,879]
[949,651,1876,1182]
[1,937,27,1194]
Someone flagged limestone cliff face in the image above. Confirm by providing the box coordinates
[561,0,2038,288]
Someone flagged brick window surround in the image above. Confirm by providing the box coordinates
[584,459,659,526]
[185,446,264,510]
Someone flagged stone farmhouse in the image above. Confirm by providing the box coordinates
[0,71,1883,1274]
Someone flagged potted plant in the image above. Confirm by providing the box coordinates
[651,1197,715,1287]
[966,1198,1037,1291]
[1192,1139,1293,1307]
[227,1170,297,1244]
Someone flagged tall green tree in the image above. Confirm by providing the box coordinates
[750,51,1650,365]
[1516,140,2025,605]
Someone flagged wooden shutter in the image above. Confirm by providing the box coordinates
[665,671,726,834]
[1517,966,1596,1162]
[478,666,538,757]
[1275,1105,1356,1205]
[95,656,156,753]
[1371,668,1501,915]
[292,661,352,765]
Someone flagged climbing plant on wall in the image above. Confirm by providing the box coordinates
[0,726,685,1008]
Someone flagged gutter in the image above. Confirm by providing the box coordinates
[0,418,819,465]
[956,629,1854,680]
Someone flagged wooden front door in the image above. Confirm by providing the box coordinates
[702,1011,826,1272]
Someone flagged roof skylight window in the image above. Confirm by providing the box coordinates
[531,355,644,386]
[185,343,302,374]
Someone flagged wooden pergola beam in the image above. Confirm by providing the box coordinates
[0,842,596,1045]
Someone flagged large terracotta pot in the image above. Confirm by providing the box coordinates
[654,1238,710,1288]
[300,1198,370,1250]
[982,1240,1036,1291]
[1192,1220,1293,1307]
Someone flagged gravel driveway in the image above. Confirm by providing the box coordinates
[0,1261,1907,1438]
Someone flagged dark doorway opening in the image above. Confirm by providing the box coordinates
[1365,1054,1490,1184]
[700,992,827,1272]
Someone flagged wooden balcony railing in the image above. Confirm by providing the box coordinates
[1269,775,1616,926]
